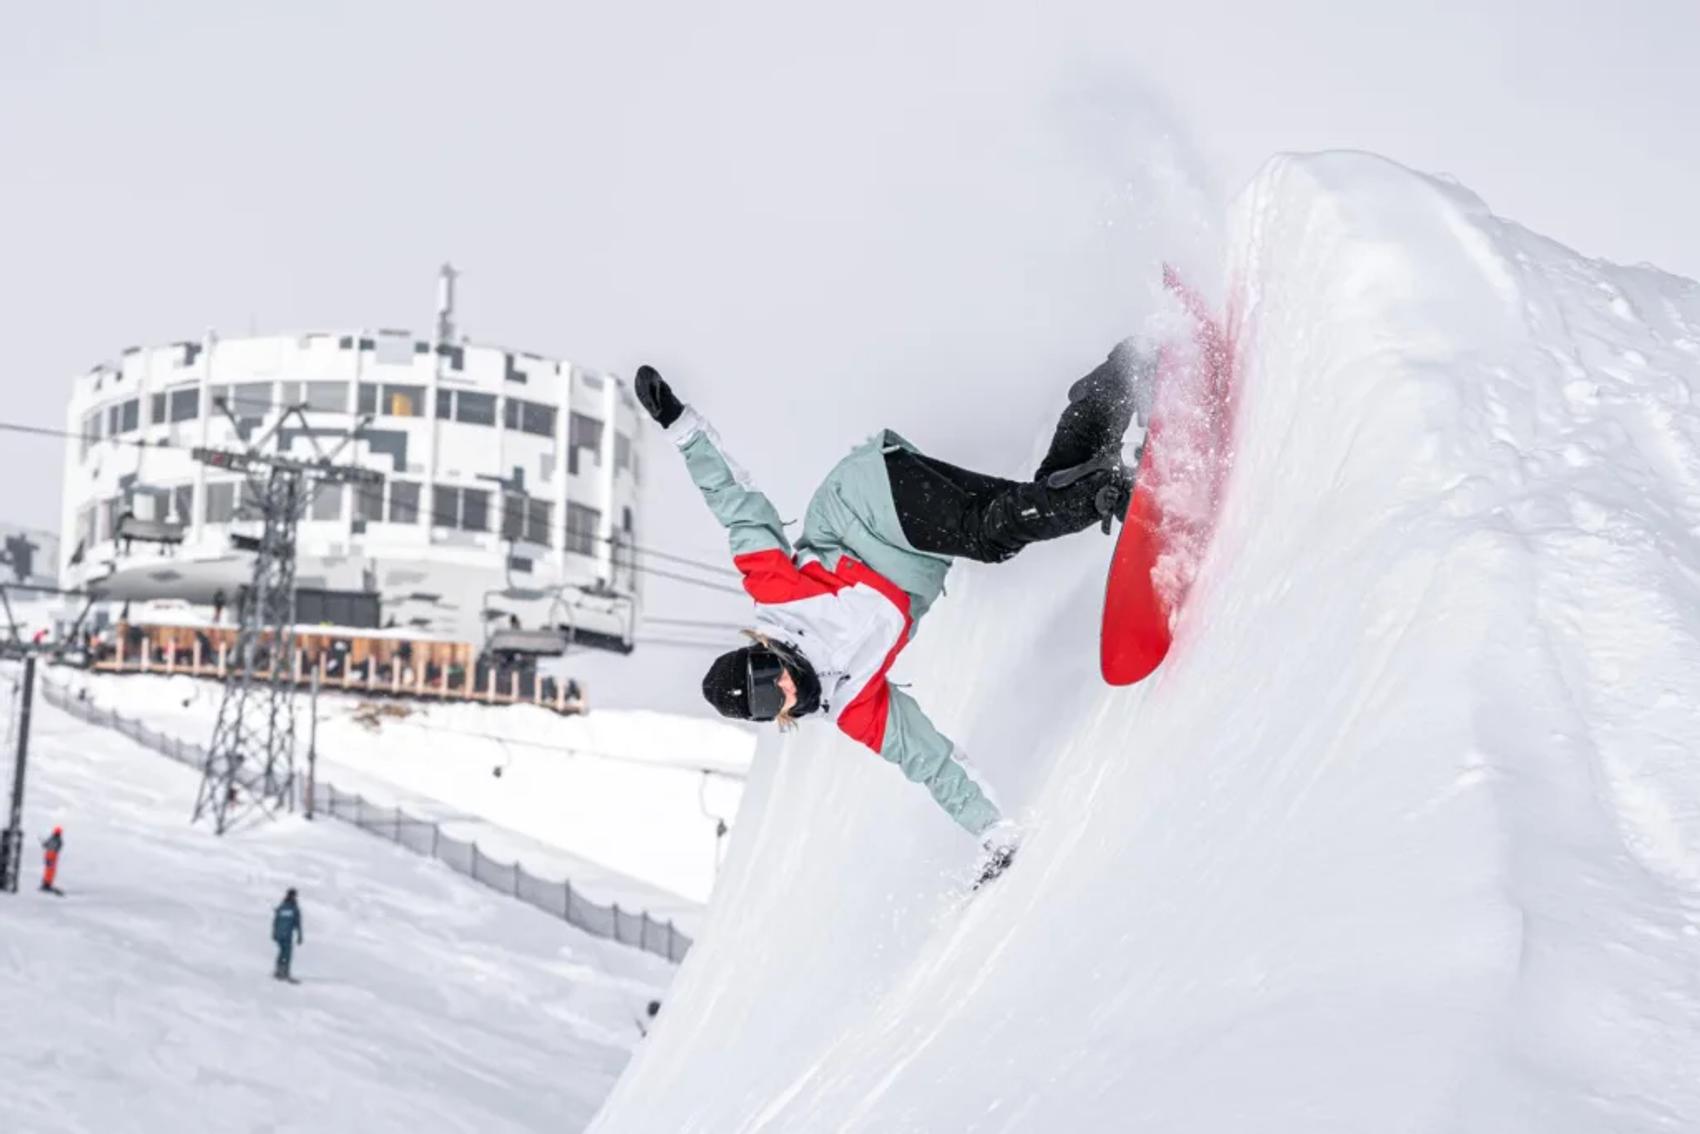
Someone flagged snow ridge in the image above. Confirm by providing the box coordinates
[591,151,1700,1133]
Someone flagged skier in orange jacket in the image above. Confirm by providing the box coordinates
[40,826,63,894]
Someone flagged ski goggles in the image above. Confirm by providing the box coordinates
[745,647,788,721]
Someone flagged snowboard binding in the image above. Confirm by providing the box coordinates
[1043,454,1135,534]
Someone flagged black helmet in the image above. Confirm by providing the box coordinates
[701,640,820,721]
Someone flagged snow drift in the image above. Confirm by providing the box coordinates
[590,152,1700,1132]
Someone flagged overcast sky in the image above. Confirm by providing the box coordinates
[4,1,1696,708]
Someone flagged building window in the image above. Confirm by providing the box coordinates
[168,386,200,423]
[107,404,122,435]
[463,488,490,531]
[237,480,267,520]
[309,484,342,522]
[357,382,425,417]
[382,384,425,417]
[118,398,140,434]
[501,494,552,544]
[568,413,603,475]
[211,382,271,427]
[434,389,496,426]
[150,393,167,425]
[458,391,495,426]
[354,478,387,523]
[565,503,600,556]
[282,381,347,413]
[614,432,632,474]
[431,485,491,532]
[171,484,194,525]
[430,485,454,529]
[388,480,421,523]
[205,482,237,523]
[502,397,557,438]
[99,496,123,542]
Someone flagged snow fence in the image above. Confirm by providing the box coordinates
[39,677,691,963]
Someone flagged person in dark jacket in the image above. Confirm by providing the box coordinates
[40,826,63,894]
[272,888,304,980]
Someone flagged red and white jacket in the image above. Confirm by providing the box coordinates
[669,407,1003,837]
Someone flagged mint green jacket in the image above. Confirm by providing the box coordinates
[667,406,1003,838]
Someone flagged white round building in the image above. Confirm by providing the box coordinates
[59,272,646,653]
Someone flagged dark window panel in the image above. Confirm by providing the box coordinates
[354,479,386,523]
[205,482,236,523]
[431,485,457,528]
[565,503,600,556]
[168,387,200,423]
[456,391,496,426]
[526,498,551,544]
[523,402,555,437]
[388,480,420,524]
[310,484,343,522]
[461,488,490,532]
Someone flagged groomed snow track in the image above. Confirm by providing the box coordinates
[591,152,1700,1133]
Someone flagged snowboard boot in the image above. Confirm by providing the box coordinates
[1041,451,1135,533]
[976,465,1129,558]
[1033,338,1148,485]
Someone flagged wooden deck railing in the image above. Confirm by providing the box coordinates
[94,625,586,715]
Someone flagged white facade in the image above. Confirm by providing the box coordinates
[61,328,646,648]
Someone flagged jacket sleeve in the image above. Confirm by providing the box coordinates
[296,908,305,944]
[665,406,792,563]
[842,682,1002,837]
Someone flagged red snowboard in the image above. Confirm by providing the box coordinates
[1101,266,1237,686]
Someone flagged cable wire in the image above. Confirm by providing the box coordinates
[3,412,746,587]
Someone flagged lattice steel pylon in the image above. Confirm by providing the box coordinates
[192,468,302,833]
[190,403,375,834]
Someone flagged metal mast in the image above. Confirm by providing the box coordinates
[190,402,376,834]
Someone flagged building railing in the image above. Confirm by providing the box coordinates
[89,621,587,716]
[38,677,689,964]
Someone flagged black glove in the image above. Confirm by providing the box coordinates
[634,365,684,429]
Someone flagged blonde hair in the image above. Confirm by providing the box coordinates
[743,629,800,731]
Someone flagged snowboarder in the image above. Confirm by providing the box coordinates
[39,826,63,894]
[272,888,305,981]
[635,344,1142,884]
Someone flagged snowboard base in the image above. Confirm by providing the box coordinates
[1100,266,1235,686]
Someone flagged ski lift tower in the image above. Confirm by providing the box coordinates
[190,402,377,834]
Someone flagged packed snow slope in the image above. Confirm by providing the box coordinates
[1,677,672,1134]
[59,670,751,909]
[591,151,1700,1133]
